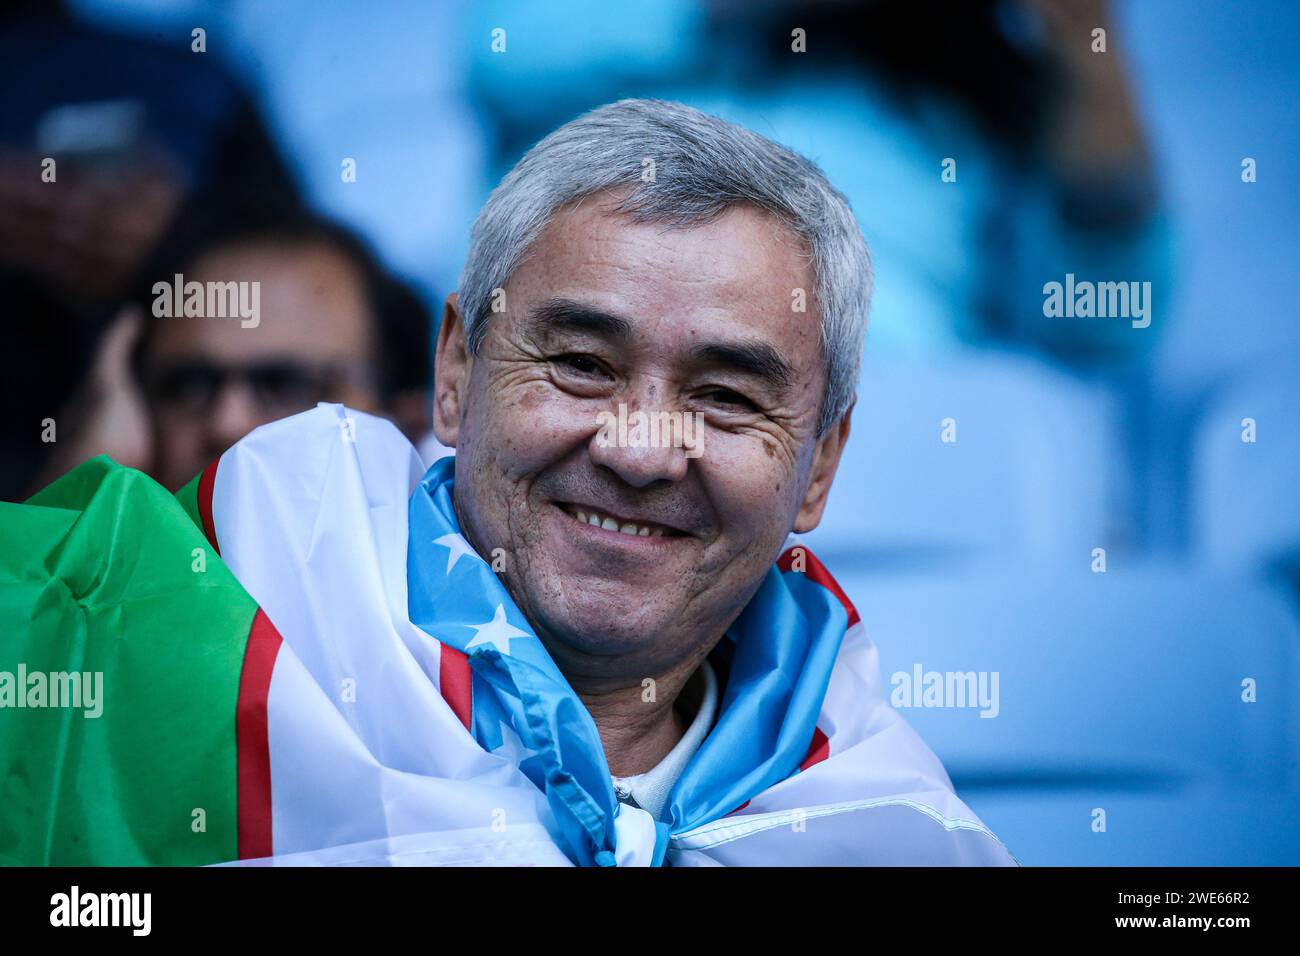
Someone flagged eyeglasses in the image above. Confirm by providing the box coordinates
[145,358,378,417]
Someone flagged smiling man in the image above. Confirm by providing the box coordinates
[1,100,1015,867]
[435,191,845,788]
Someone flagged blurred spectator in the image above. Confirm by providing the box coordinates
[467,0,1171,368]
[717,0,1171,366]
[33,206,432,492]
[0,0,301,498]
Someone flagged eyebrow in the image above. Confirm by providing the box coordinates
[524,298,633,343]
[524,296,796,393]
[691,341,795,393]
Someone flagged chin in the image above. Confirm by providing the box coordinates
[530,590,671,659]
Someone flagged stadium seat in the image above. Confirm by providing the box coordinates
[1191,350,1300,577]
[828,562,1299,863]
[806,352,1123,568]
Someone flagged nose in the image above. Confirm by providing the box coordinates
[587,392,693,488]
[206,379,268,453]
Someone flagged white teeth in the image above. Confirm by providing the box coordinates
[569,504,669,538]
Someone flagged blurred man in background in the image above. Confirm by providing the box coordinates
[0,0,302,497]
[34,208,432,491]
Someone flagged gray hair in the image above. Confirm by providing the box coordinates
[457,98,872,437]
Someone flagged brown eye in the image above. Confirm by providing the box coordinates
[554,354,608,377]
[703,388,758,411]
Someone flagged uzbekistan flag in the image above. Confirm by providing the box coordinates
[0,404,1016,867]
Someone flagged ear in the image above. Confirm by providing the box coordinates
[793,403,853,533]
[432,293,472,447]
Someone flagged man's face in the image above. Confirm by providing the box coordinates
[145,241,382,490]
[434,195,850,686]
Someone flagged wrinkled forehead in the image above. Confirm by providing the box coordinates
[499,196,824,377]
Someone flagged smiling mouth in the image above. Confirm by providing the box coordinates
[558,502,685,539]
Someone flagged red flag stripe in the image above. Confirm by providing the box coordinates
[799,726,831,772]
[237,608,282,859]
[197,457,221,556]
[778,545,860,626]
[440,645,473,730]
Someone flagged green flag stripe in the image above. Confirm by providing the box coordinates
[1,457,255,864]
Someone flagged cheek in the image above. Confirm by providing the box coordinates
[701,434,803,545]
[467,380,597,478]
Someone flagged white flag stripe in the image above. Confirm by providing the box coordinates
[209,404,1015,866]
[212,405,561,859]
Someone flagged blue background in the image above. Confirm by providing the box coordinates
[64,0,1299,865]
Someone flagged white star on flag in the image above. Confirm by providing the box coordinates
[465,604,530,655]
[492,717,540,768]
[433,533,479,576]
